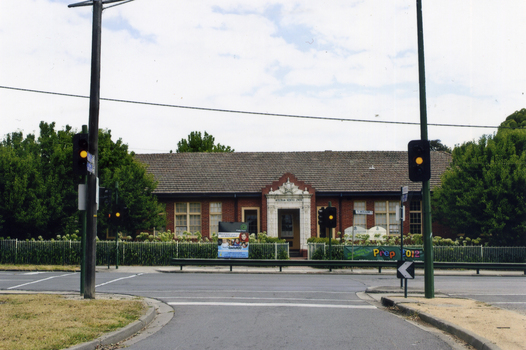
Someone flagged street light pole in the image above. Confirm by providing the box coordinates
[69,0,134,299]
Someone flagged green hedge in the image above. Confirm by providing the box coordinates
[0,240,289,266]
[308,243,526,263]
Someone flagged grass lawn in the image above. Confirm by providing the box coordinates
[0,293,144,350]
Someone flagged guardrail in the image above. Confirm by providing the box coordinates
[171,258,526,274]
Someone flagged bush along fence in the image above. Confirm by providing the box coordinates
[0,240,289,266]
[307,243,526,263]
[2,239,524,266]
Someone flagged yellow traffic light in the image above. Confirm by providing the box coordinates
[326,207,337,228]
[115,212,121,218]
[73,133,89,175]
[408,140,431,182]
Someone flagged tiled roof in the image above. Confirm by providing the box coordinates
[134,151,451,194]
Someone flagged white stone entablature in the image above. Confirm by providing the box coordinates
[266,178,312,250]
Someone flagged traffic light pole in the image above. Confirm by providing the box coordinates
[416,0,434,298]
[115,182,119,269]
[84,0,102,299]
[80,125,88,295]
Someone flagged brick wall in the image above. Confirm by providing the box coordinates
[161,195,452,240]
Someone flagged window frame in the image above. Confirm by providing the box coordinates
[242,207,260,235]
[374,200,399,235]
[353,201,367,229]
[209,202,222,237]
[409,200,422,234]
[175,202,201,236]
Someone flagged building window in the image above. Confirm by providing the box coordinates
[410,200,422,234]
[175,202,201,236]
[353,201,367,229]
[374,201,399,235]
[210,202,222,236]
[242,208,260,235]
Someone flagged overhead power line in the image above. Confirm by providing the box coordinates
[0,85,508,129]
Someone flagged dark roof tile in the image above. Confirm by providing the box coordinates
[134,151,451,194]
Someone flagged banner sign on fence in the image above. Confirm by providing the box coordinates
[344,246,424,261]
[218,222,249,259]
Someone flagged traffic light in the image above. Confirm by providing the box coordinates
[99,187,112,206]
[318,207,326,237]
[72,133,89,175]
[325,206,337,228]
[408,140,431,182]
[113,204,128,223]
[318,207,326,228]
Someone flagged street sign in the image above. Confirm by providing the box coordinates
[87,152,95,174]
[397,260,415,279]
[401,186,409,203]
[354,210,373,215]
[396,205,406,221]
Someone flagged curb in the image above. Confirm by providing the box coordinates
[381,297,503,350]
[65,297,157,350]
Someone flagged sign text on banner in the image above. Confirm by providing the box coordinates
[344,246,424,261]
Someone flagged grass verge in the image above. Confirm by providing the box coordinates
[0,264,79,272]
[0,294,144,350]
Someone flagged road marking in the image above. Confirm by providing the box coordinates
[7,273,75,290]
[168,302,376,309]
[95,273,143,288]
[491,302,526,304]
[450,293,526,296]
[163,296,366,303]
[23,272,46,275]
[143,289,359,295]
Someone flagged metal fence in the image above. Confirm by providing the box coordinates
[0,240,289,266]
[308,243,526,263]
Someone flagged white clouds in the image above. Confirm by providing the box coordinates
[423,0,526,98]
[1,0,525,154]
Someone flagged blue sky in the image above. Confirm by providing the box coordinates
[1,0,526,153]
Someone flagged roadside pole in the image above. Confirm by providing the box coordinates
[404,187,407,288]
[416,0,434,298]
[115,182,119,269]
[400,186,409,297]
[80,124,88,295]
[68,0,134,299]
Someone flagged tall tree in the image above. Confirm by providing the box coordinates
[97,129,166,237]
[0,133,46,238]
[176,131,234,153]
[429,139,452,153]
[432,110,526,246]
[0,123,165,240]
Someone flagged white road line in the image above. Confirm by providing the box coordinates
[163,296,366,303]
[95,273,143,288]
[139,289,358,295]
[449,293,526,296]
[7,273,75,290]
[491,302,526,304]
[168,302,376,309]
[22,272,46,275]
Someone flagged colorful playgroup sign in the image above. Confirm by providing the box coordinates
[344,246,424,261]
[218,222,249,259]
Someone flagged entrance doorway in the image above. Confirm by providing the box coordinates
[278,209,300,255]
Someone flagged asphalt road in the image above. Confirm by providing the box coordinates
[1,270,525,349]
